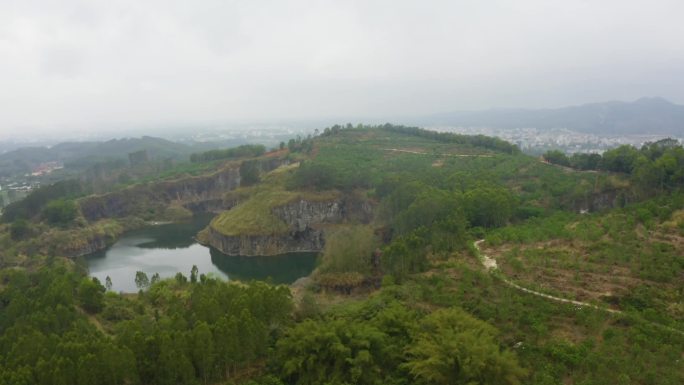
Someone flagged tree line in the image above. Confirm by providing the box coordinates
[543,138,684,194]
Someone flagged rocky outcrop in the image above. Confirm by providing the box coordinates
[79,166,242,221]
[79,158,290,222]
[58,233,112,258]
[272,200,344,231]
[201,226,325,256]
[202,195,374,256]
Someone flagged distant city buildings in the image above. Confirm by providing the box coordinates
[31,161,63,176]
[431,126,682,154]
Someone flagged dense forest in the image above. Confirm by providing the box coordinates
[0,125,682,384]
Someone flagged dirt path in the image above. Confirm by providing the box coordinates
[475,239,619,314]
[474,239,684,336]
[383,148,493,157]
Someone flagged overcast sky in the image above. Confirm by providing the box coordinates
[1,0,683,137]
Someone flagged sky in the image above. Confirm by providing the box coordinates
[1,0,684,137]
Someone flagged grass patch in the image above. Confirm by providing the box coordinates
[210,164,340,236]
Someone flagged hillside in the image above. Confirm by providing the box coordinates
[0,125,682,385]
[0,136,194,178]
[424,97,684,136]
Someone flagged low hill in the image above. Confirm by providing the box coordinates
[0,136,194,177]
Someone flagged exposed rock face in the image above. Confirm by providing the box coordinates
[58,234,112,258]
[272,200,344,232]
[203,196,374,256]
[202,226,325,256]
[79,167,241,221]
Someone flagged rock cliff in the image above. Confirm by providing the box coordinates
[201,195,373,256]
[79,167,241,222]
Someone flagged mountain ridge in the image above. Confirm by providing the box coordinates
[422,97,684,136]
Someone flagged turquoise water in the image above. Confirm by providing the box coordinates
[86,215,318,292]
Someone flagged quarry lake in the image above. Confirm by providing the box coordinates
[86,214,318,292]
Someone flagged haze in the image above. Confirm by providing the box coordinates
[2,0,684,138]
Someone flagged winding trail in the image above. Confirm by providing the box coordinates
[474,239,684,336]
[475,239,619,314]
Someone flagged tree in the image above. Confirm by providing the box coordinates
[105,276,113,291]
[632,156,664,195]
[134,271,150,290]
[404,308,527,385]
[570,153,602,170]
[77,278,105,313]
[275,319,388,385]
[42,199,78,226]
[289,162,336,190]
[190,265,199,284]
[319,226,377,274]
[464,187,516,228]
[155,334,196,385]
[213,316,240,379]
[175,272,188,284]
[240,160,261,186]
[393,189,458,235]
[600,145,640,173]
[10,219,31,240]
[543,150,570,166]
[381,227,430,281]
[151,273,161,285]
[191,321,215,384]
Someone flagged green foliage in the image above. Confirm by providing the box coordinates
[542,150,570,166]
[380,124,520,154]
[9,219,31,241]
[276,318,389,385]
[288,161,337,190]
[0,266,139,385]
[0,265,293,384]
[3,125,682,385]
[601,145,641,173]
[287,135,314,154]
[463,186,516,228]
[1,179,83,222]
[382,227,431,281]
[190,144,266,162]
[319,225,378,275]
[569,152,602,170]
[542,139,684,196]
[42,199,78,225]
[190,265,198,284]
[134,271,150,290]
[393,188,459,235]
[404,307,527,385]
[77,277,105,313]
[240,159,261,186]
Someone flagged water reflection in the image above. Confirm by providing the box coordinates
[86,214,318,292]
[209,248,318,284]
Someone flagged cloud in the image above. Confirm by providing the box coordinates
[0,0,683,135]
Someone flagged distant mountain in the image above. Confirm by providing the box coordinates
[0,136,195,177]
[423,97,684,136]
